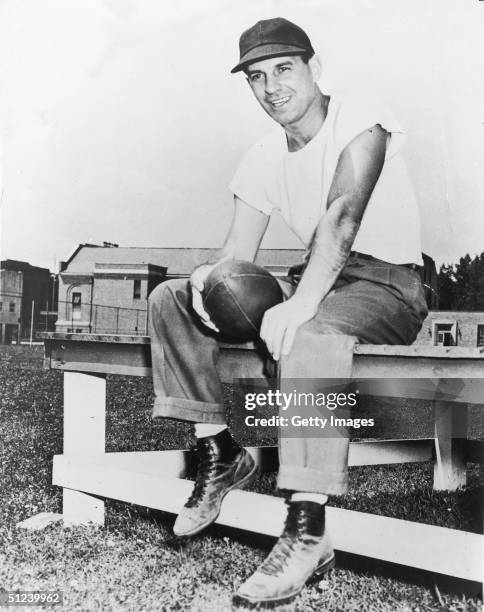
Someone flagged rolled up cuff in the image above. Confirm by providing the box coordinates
[277,465,348,496]
[152,396,226,424]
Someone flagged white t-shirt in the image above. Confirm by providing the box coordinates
[229,93,423,265]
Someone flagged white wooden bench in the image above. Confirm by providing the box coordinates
[33,333,483,582]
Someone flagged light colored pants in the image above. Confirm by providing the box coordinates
[148,253,428,495]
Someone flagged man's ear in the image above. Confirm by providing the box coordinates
[309,55,322,82]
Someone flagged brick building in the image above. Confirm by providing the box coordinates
[0,260,54,343]
[0,268,22,343]
[415,310,484,347]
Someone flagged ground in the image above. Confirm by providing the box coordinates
[0,345,482,611]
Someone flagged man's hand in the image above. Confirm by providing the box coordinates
[190,263,220,332]
[260,295,319,361]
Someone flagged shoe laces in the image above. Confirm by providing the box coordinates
[185,435,238,508]
[185,451,216,508]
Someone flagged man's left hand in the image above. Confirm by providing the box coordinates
[260,295,319,361]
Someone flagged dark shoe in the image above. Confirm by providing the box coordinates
[173,429,257,537]
[233,500,334,608]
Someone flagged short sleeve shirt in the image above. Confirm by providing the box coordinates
[229,92,423,265]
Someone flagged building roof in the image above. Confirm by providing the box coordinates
[63,245,305,276]
[424,310,484,316]
[1,259,50,274]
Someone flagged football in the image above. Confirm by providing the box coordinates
[202,260,284,340]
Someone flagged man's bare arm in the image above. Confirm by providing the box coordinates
[212,196,270,262]
[260,124,387,358]
[294,124,387,304]
[191,197,269,330]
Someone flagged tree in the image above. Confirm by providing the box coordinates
[437,253,484,310]
[437,263,455,309]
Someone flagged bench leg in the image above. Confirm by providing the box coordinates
[433,400,467,491]
[63,489,104,527]
[62,371,106,526]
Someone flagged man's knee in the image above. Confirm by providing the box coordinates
[281,324,357,377]
[148,278,189,315]
[295,318,355,344]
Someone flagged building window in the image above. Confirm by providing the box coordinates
[72,292,81,321]
[9,302,15,313]
[433,322,457,346]
[133,279,141,299]
[477,325,484,347]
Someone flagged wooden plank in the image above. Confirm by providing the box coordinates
[41,332,256,351]
[55,440,433,482]
[44,337,268,379]
[50,341,152,372]
[63,372,106,525]
[434,402,468,490]
[39,332,151,344]
[53,362,153,377]
[91,446,278,474]
[45,337,484,393]
[352,355,484,379]
[43,335,484,380]
[348,439,433,465]
[64,372,106,454]
[63,489,105,527]
[16,512,63,530]
[52,455,482,582]
[352,378,484,404]
[353,344,484,359]
[47,355,484,381]
[41,333,484,359]
[42,336,484,393]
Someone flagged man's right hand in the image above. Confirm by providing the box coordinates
[190,263,220,332]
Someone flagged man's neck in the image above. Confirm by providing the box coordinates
[284,89,330,152]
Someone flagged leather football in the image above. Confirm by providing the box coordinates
[202,260,284,340]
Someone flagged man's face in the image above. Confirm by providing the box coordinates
[245,55,318,126]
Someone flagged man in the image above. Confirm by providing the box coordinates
[149,17,428,607]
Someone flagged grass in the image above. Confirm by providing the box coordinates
[0,344,482,611]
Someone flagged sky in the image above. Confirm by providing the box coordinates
[0,0,483,271]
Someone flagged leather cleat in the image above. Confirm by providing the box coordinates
[173,429,258,538]
[233,500,335,608]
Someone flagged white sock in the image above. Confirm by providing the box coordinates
[291,492,328,506]
[194,423,228,438]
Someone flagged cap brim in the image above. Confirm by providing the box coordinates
[230,44,308,73]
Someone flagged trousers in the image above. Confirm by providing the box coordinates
[148,253,428,495]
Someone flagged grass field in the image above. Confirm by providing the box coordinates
[0,345,482,611]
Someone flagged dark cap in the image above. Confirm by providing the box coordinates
[231,17,314,74]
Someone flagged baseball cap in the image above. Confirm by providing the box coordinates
[231,17,314,74]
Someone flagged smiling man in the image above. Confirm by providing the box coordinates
[148,17,428,608]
